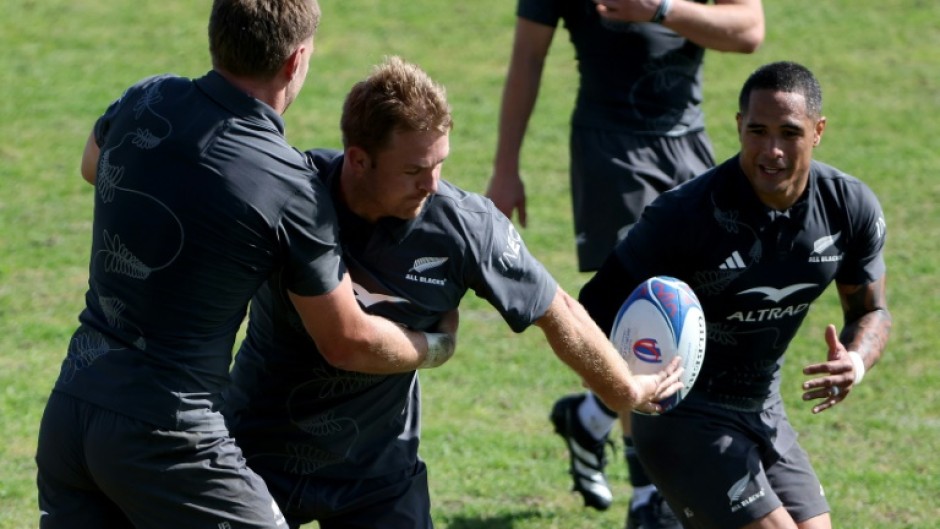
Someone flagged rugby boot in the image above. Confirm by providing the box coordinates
[550,394,613,511]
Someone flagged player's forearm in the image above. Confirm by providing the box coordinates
[839,307,892,373]
[837,277,892,373]
[537,289,641,410]
[492,18,552,176]
[492,60,543,176]
[291,283,456,375]
[323,315,456,374]
[662,0,764,53]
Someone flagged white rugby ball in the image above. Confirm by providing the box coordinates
[610,276,706,414]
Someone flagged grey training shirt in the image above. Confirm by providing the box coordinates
[226,149,557,478]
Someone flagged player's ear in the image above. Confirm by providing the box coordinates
[813,116,827,147]
[283,42,309,82]
[345,145,371,173]
[284,50,300,81]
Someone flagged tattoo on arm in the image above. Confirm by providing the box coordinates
[837,277,892,367]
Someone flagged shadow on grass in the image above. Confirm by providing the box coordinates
[444,510,544,529]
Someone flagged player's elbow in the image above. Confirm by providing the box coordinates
[737,35,763,54]
[316,326,411,374]
[714,21,764,54]
[317,343,355,371]
[81,166,97,185]
[734,25,765,54]
[81,131,100,185]
[314,329,375,372]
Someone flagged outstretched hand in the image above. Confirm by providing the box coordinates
[801,324,856,413]
[632,357,684,415]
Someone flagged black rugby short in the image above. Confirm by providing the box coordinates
[569,128,714,272]
[256,460,432,529]
[632,396,830,529]
[37,391,285,529]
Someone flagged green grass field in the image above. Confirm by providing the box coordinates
[2,1,938,528]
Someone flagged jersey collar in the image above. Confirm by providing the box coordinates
[719,155,812,228]
[194,70,286,135]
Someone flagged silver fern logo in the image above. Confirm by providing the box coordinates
[727,474,749,503]
[727,472,766,512]
[410,257,448,273]
[812,232,841,254]
[406,257,449,286]
[808,231,844,263]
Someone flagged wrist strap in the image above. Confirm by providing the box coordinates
[848,351,866,384]
[651,0,673,23]
[419,332,454,369]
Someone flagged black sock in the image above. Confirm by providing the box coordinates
[624,436,653,488]
[595,394,617,416]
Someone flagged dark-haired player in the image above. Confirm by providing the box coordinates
[574,61,891,529]
[486,1,766,524]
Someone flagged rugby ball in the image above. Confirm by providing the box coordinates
[610,276,706,414]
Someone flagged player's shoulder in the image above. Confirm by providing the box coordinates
[645,160,723,218]
[811,159,859,184]
[304,148,342,173]
[425,181,513,252]
[130,73,182,90]
[430,180,493,216]
[115,74,187,104]
[810,160,881,204]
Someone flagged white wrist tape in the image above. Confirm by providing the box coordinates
[419,332,454,369]
[848,351,866,384]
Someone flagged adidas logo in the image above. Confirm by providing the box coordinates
[719,251,747,270]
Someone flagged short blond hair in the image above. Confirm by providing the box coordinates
[341,56,453,156]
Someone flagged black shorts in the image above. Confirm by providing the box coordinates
[569,128,714,271]
[36,391,285,529]
[257,460,432,529]
[631,397,830,529]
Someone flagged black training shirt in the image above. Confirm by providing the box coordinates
[518,0,709,134]
[581,155,886,411]
[55,72,343,432]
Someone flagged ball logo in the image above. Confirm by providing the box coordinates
[632,338,662,364]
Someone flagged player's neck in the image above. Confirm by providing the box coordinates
[215,68,288,114]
